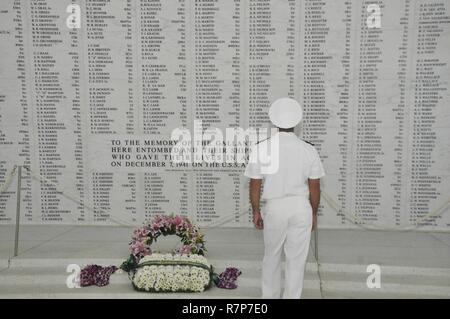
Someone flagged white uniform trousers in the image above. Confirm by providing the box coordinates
[261,195,312,299]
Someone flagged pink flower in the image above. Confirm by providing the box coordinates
[130,240,151,257]
[177,244,193,255]
[173,215,183,226]
[132,227,150,241]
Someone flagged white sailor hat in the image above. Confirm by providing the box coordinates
[268,97,303,129]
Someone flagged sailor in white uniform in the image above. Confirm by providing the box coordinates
[244,97,325,299]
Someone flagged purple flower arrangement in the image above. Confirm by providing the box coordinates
[80,264,118,287]
[216,267,242,289]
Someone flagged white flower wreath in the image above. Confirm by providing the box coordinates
[131,253,212,292]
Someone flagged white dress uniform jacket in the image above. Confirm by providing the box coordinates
[244,131,325,196]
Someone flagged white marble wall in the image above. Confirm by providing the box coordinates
[0,0,449,230]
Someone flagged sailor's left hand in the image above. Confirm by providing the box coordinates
[253,211,264,229]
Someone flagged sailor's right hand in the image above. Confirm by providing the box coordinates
[312,213,317,231]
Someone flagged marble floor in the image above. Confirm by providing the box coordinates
[0,226,449,298]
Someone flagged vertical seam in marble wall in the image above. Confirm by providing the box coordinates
[79,0,89,224]
[403,0,417,224]
[187,0,195,224]
[22,0,37,223]
[242,0,249,223]
[348,0,362,226]
[132,0,144,223]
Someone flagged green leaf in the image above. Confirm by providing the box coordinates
[120,254,138,272]
[211,272,220,286]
